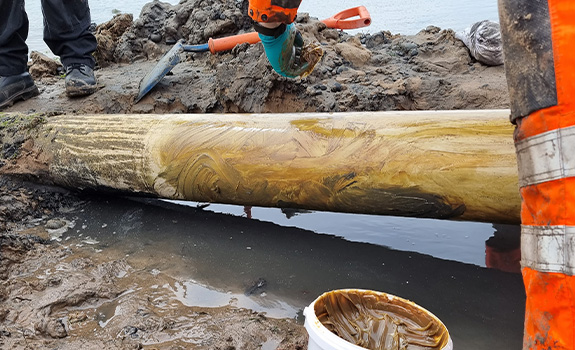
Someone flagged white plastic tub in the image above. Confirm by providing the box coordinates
[304,289,453,350]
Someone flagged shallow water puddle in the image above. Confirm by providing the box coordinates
[96,300,120,328]
[261,338,282,350]
[51,195,525,350]
[167,280,300,318]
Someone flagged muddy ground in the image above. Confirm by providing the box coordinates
[0,177,310,350]
[1,0,510,349]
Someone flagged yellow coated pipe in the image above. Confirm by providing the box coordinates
[1,110,520,224]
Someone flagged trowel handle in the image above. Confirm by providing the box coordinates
[205,6,372,54]
[208,32,261,54]
[322,6,371,30]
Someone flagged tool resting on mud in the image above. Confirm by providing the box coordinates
[135,6,371,103]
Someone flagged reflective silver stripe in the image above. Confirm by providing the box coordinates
[515,125,575,187]
[522,225,575,276]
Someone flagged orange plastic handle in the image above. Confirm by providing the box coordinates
[322,6,372,30]
[208,6,372,54]
[208,32,261,54]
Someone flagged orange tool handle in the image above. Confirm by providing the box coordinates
[208,6,372,54]
[322,6,371,30]
[208,32,261,54]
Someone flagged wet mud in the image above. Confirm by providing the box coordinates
[0,191,308,350]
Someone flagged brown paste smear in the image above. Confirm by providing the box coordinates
[315,290,450,350]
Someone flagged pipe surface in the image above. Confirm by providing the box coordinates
[1,110,520,224]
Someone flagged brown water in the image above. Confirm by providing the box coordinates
[56,194,525,349]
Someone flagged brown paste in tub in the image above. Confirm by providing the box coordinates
[314,290,450,350]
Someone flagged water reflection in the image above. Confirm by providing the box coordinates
[62,194,525,350]
[485,224,521,274]
[239,205,523,274]
[200,201,519,269]
[167,280,299,318]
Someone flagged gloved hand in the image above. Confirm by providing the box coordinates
[258,23,323,78]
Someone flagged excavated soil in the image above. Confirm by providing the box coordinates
[1,0,510,349]
[3,0,508,115]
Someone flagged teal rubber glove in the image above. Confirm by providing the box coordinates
[258,23,322,78]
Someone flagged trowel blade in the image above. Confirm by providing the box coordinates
[135,40,185,103]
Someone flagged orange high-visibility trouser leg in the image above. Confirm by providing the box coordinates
[498,0,575,349]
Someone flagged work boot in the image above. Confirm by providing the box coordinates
[0,72,40,110]
[65,63,97,97]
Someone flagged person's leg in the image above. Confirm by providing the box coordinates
[41,0,96,68]
[41,0,98,96]
[0,0,29,76]
[498,0,575,349]
[0,0,39,109]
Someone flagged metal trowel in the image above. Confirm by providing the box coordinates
[135,40,201,103]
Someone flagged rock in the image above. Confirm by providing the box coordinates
[45,218,67,230]
[400,42,418,53]
[334,37,372,67]
[331,82,343,92]
[45,318,67,338]
[94,13,134,67]
[149,32,162,43]
[114,1,174,63]
[28,51,61,78]
[203,18,237,39]
[142,41,164,59]
[120,325,139,339]
[371,53,392,65]
[306,86,322,96]
[322,29,340,41]
[193,9,209,23]
[364,31,390,49]
[336,66,348,74]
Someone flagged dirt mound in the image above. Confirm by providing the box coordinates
[4,0,508,115]
[110,0,254,64]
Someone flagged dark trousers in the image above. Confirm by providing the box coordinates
[0,0,97,76]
